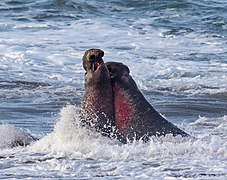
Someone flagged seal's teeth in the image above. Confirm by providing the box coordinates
[92,63,95,71]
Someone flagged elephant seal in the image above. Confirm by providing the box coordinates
[81,49,115,137]
[105,61,188,143]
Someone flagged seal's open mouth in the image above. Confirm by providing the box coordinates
[92,60,103,72]
[83,49,105,72]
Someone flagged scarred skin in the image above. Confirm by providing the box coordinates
[81,49,115,137]
[105,61,189,143]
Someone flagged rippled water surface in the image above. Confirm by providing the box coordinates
[0,0,226,179]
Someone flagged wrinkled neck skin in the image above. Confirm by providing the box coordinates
[105,62,139,142]
[82,63,115,137]
[84,63,110,89]
[111,70,140,132]
[106,61,189,143]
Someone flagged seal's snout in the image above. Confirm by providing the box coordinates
[89,50,104,61]
[89,55,96,63]
[105,62,130,79]
[83,49,104,71]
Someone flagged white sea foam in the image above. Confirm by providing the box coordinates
[0,124,35,149]
[0,106,226,179]
[13,23,50,29]
[27,106,226,160]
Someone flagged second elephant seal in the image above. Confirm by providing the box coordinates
[106,61,189,143]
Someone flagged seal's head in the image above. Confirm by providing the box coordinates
[83,49,104,72]
[105,61,138,90]
[105,62,129,80]
[82,49,109,87]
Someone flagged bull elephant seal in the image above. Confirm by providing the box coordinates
[81,49,115,137]
[105,61,188,143]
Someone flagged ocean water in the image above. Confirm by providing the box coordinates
[0,0,226,179]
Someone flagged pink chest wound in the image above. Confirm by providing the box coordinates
[114,87,133,132]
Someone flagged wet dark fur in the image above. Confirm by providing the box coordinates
[106,61,189,143]
[81,49,115,137]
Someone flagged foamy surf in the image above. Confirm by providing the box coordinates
[28,106,119,155]
[28,105,226,161]
[0,106,226,179]
[0,124,36,149]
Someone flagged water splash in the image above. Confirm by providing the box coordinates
[0,124,36,149]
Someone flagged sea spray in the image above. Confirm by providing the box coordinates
[29,105,119,158]
[0,124,36,149]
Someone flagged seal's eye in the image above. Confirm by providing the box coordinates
[89,55,96,62]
